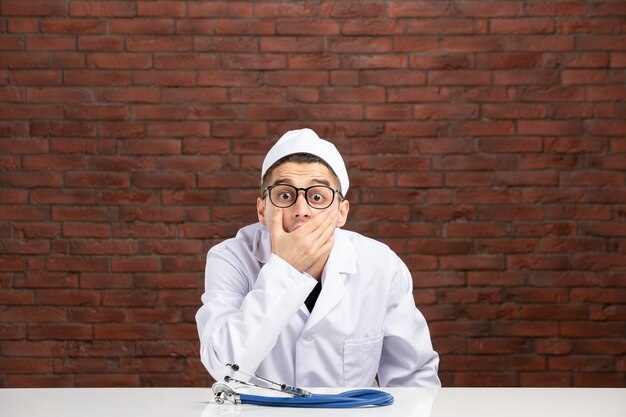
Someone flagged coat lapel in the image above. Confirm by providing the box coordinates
[303,229,356,332]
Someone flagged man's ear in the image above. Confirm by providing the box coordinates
[257,197,266,225]
[336,199,349,228]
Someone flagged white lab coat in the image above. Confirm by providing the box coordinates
[196,223,440,388]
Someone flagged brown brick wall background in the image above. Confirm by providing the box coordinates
[1,0,625,388]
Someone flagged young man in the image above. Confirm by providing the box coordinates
[196,128,440,387]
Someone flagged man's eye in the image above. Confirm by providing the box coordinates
[279,192,293,200]
[310,193,324,202]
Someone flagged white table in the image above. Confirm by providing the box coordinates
[1,387,625,417]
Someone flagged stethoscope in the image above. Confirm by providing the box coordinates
[212,364,394,408]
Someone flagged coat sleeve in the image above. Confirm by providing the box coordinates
[377,255,441,388]
[195,249,317,382]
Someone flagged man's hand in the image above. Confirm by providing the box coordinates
[269,208,336,279]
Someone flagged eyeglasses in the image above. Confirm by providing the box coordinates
[263,183,341,210]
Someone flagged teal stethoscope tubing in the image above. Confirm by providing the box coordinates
[239,389,394,408]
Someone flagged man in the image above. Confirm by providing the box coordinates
[196,128,440,387]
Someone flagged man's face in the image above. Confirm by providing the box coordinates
[257,162,349,233]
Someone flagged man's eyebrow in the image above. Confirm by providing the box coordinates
[271,178,293,186]
[271,178,332,187]
[312,178,331,187]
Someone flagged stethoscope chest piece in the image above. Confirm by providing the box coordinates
[212,382,241,405]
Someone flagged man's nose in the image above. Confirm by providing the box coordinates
[292,191,311,217]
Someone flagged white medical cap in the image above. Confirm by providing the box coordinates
[261,128,349,195]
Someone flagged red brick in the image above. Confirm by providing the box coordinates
[0,358,52,374]
[161,323,197,340]
[11,70,61,86]
[50,137,116,153]
[508,254,570,271]
[64,70,131,86]
[563,69,626,85]
[562,322,624,338]
[276,19,339,35]
[94,324,159,340]
[341,18,404,35]
[117,138,180,155]
[413,57,473,73]
[64,172,130,189]
[574,255,626,271]
[41,19,106,34]
[253,1,317,16]
[561,171,624,186]
[77,35,125,51]
[25,35,75,51]
[137,239,202,255]
[69,1,135,16]
[64,105,129,121]
[100,290,155,307]
[404,255,437,272]
[0,104,62,119]
[495,69,560,85]
[0,53,48,69]
[46,256,109,272]
[441,37,506,52]
[520,372,572,387]
[587,121,626,136]
[136,341,198,357]
[29,324,93,340]
[132,70,196,86]
[342,54,407,69]
[109,18,174,35]
[0,205,49,221]
[87,53,152,69]
[6,18,40,34]
[2,0,67,16]
[491,18,555,34]
[51,53,86,69]
[578,35,626,51]
[546,205,611,221]
[76,275,130,291]
[138,1,186,17]
[574,373,624,388]
[154,54,217,70]
[216,19,275,35]
[446,223,508,238]
[134,309,179,323]
[158,290,200,307]
[132,173,194,189]
[321,1,381,17]
[160,255,205,273]
[0,188,27,203]
[126,36,189,52]
[0,323,26,340]
[440,255,505,271]
[74,374,140,387]
[387,2,451,17]
[111,257,159,273]
[187,2,252,17]
[478,53,541,69]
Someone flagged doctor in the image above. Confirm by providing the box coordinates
[196,128,440,388]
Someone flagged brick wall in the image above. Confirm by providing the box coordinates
[1,0,625,388]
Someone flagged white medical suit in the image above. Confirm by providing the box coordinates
[196,223,441,387]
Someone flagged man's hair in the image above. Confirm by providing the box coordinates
[260,153,342,196]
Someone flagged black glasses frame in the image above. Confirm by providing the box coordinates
[263,183,341,210]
